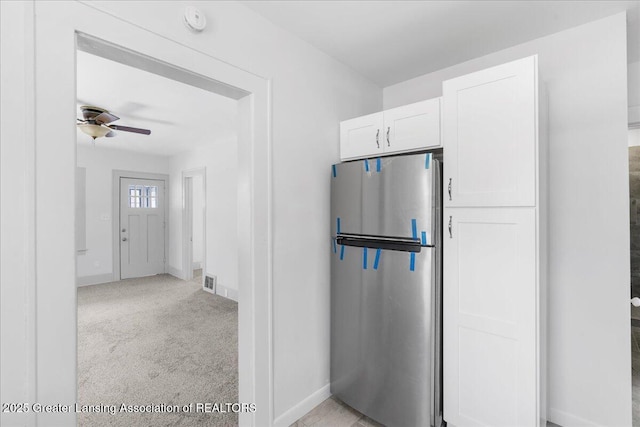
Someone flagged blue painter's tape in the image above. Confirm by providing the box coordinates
[364,159,370,172]
[410,253,416,271]
[373,248,381,270]
[337,217,341,234]
[363,247,368,270]
[332,164,337,177]
[333,238,337,253]
[340,245,345,260]
[376,158,381,172]
[411,218,417,239]
[425,153,432,169]
[421,231,427,245]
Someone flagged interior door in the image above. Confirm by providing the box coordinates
[120,177,166,279]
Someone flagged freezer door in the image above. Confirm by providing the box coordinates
[331,246,438,427]
[331,153,437,245]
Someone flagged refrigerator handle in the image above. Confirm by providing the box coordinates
[448,178,452,201]
[448,216,452,239]
[376,129,380,148]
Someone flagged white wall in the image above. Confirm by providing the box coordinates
[168,140,239,297]
[80,3,383,419]
[385,13,630,426]
[75,145,170,283]
[76,136,238,295]
[630,60,640,124]
[0,2,35,425]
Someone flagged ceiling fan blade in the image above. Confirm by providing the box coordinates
[105,131,116,138]
[107,124,151,135]
[93,111,120,125]
[114,102,174,125]
[81,106,105,121]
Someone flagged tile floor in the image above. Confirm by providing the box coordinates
[290,397,382,427]
[292,395,567,426]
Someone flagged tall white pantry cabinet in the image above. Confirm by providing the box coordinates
[442,55,547,426]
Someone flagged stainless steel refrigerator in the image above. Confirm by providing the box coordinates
[330,152,443,427]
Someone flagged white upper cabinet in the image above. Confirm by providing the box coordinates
[443,56,537,207]
[383,98,441,153]
[340,98,441,161]
[340,112,384,160]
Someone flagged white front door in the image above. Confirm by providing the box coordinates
[120,177,166,279]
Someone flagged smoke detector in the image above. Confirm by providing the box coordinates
[183,6,207,32]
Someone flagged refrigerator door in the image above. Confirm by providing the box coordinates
[331,245,437,427]
[331,153,437,245]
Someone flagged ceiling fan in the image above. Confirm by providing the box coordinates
[76,105,151,140]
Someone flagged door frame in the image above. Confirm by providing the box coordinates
[182,168,206,284]
[112,170,169,281]
[33,2,273,426]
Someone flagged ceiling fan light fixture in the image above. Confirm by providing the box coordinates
[78,123,112,139]
[77,105,151,140]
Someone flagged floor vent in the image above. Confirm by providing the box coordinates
[204,275,216,294]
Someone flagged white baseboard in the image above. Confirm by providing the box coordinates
[548,407,600,427]
[168,266,186,280]
[215,282,238,302]
[170,268,236,301]
[76,273,114,287]
[273,384,331,427]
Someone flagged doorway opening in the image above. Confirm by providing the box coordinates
[34,3,272,423]
[183,169,207,288]
[75,35,243,426]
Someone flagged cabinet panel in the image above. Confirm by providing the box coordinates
[458,327,518,427]
[443,208,538,427]
[340,112,384,160]
[384,98,441,152]
[444,56,537,207]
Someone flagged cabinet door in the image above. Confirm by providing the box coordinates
[443,55,537,207]
[340,112,384,160]
[383,98,441,153]
[443,207,539,427]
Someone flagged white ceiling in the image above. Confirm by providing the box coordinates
[243,0,640,87]
[76,50,238,157]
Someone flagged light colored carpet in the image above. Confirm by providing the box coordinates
[77,274,238,426]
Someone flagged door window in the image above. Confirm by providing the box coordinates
[128,185,158,208]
